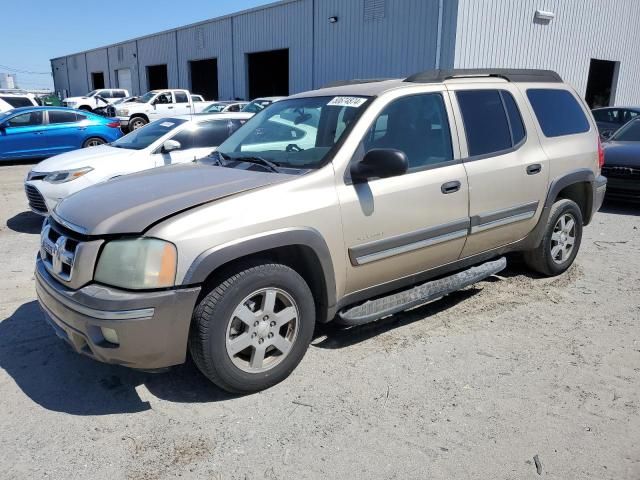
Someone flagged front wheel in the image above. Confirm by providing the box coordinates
[129,117,147,131]
[523,198,583,276]
[189,263,316,393]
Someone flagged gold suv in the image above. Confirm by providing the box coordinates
[35,69,607,392]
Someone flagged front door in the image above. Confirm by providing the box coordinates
[337,91,470,295]
[149,92,176,122]
[0,111,48,159]
[447,85,550,258]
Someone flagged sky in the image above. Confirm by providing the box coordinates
[0,0,274,91]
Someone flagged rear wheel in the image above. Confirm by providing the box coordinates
[189,263,315,393]
[82,137,105,148]
[129,117,147,131]
[523,198,583,276]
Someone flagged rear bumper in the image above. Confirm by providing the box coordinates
[116,117,129,127]
[593,175,607,214]
[35,258,201,370]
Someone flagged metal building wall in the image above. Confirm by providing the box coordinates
[85,49,110,89]
[66,53,89,95]
[232,0,314,98]
[137,32,179,92]
[313,0,450,87]
[50,58,70,97]
[453,0,640,104]
[176,19,234,99]
[106,42,140,95]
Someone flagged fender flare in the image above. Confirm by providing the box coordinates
[182,227,337,311]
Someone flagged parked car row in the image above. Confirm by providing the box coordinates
[29,69,611,394]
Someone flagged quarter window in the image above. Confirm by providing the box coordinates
[48,110,78,124]
[363,93,453,169]
[526,89,590,137]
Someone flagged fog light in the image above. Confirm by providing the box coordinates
[101,327,119,345]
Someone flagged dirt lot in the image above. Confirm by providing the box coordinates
[1,162,639,480]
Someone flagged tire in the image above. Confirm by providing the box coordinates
[82,137,106,148]
[129,117,147,131]
[523,198,583,276]
[189,263,316,393]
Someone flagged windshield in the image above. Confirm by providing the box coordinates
[242,99,274,114]
[611,119,640,142]
[111,118,187,150]
[217,95,370,170]
[204,103,228,113]
[86,90,98,97]
[137,91,158,103]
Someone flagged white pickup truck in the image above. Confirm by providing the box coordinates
[62,89,130,111]
[115,89,214,130]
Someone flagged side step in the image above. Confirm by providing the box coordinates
[337,257,507,326]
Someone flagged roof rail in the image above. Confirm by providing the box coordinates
[404,69,563,83]
[321,78,392,89]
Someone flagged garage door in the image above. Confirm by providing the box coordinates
[116,68,133,94]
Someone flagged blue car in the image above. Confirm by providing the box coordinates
[0,106,123,160]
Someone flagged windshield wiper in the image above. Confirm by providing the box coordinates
[233,156,281,173]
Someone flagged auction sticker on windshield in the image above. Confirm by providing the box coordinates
[160,122,175,128]
[327,97,367,108]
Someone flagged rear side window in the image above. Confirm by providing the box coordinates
[192,120,247,147]
[526,89,590,137]
[48,110,78,124]
[457,90,527,157]
[175,92,189,104]
[113,90,126,98]
[0,96,34,108]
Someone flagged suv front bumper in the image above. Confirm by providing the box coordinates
[35,258,201,370]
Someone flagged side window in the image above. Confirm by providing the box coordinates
[456,90,513,157]
[228,104,240,112]
[5,111,44,127]
[501,91,526,145]
[191,120,246,148]
[175,92,189,104]
[155,92,173,104]
[98,90,111,99]
[591,109,610,123]
[363,93,453,169]
[113,90,126,98]
[0,96,35,108]
[526,89,590,137]
[168,130,192,150]
[48,110,78,124]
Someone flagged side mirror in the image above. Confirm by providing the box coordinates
[350,148,408,182]
[161,140,181,153]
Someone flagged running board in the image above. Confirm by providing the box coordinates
[337,257,507,326]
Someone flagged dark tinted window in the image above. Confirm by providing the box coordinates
[527,89,590,137]
[501,91,526,145]
[363,93,453,169]
[113,90,126,98]
[0,96,34,108]
[612,119,640,142]
[97,90,112,99]
[175,92,189,103]
[457,90,512,156]
[48,110,78,124]
[6,111,44,127]
[169,130,192,150]
[192,120,247,147]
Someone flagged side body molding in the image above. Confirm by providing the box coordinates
[182,227,337,311]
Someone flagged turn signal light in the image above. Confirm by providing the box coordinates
[106,121,121,128]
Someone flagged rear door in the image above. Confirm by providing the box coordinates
[447,83,549,258]
[0,111,48,158]
[174,91,193,115]
[44,109,84,154]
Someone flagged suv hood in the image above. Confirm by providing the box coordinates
[54,163,292,236]
[32,145,136,173]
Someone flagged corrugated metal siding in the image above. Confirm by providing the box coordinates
[177,19,234,99]
[51,58,70,97]
[85,49,110,88]
[454,0,640,104]
[314,0,444,87]
[232,0,313,97]
[137,32,179,92]
[66,54,89,95]
[107,42,140,95]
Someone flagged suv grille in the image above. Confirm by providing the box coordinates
[41,220,80,282]
[25,184,48,214]
[602,166,640,179]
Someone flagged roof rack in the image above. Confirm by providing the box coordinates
[404,69,563,83]
[321,78,392,89]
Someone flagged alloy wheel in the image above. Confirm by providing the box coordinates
[550,213,576,264]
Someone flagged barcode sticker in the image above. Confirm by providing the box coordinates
[160,122,175,127]
[327,96,367,108]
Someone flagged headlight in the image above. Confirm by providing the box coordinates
[44,167,93,184]
[117,109,129,116]
[94,238,177,289]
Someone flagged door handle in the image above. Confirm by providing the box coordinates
[526,164,542,175]
[167,106,174,109]
[441,180,462,194]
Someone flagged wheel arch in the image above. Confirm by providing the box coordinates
[183,228,337,323]
[546,169,595,226]
[129,113,149,123]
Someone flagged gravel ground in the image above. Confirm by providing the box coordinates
[1,162,639,480]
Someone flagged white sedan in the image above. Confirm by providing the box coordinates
[24,112,253,215]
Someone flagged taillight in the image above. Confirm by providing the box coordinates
[106,121,120,128]
[597,137,605,169]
